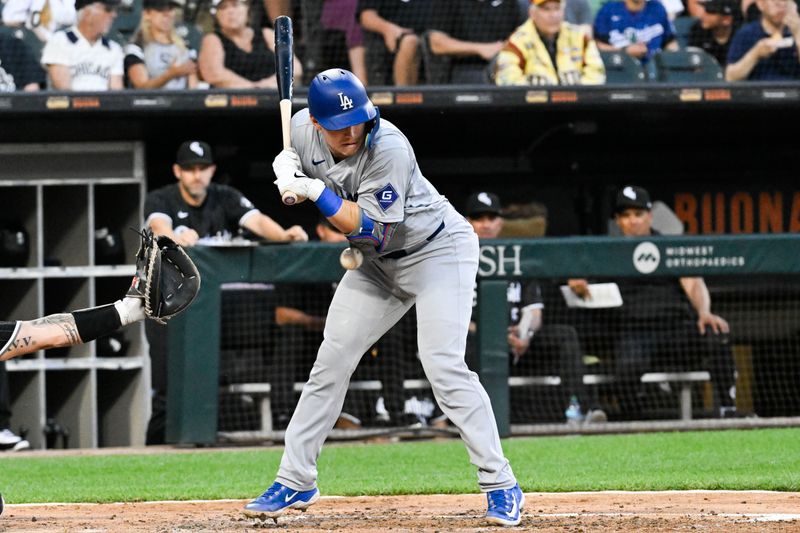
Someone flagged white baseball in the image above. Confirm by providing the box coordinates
[339,247,364,270]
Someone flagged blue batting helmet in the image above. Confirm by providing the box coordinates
[308,69,377,131]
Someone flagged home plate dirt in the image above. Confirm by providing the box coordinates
[1,491,798,532]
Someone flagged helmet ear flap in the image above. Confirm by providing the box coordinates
[365,106,380,149]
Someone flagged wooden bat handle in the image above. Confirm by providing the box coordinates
[279,99,298,205]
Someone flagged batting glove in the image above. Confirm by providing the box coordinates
[272,148,301,176]
[274,171,326,202]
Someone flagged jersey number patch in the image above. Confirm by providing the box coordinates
[375,183,399,211]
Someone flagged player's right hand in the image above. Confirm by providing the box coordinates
[274,173,325,202]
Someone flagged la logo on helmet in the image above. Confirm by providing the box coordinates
[338,92,354,110]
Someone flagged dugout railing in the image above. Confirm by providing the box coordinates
[166,234,800,445]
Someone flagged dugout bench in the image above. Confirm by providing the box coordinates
[221,370,711,437]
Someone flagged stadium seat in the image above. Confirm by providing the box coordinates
[673,16,698,49]
[599,50,646,84]
[0,26,44,62]
[362,30,391,86]
[110,0,143,43]
[485,53,500,84]
[647,49,724,82]
[420,30,451,84]
[175,21,203,53]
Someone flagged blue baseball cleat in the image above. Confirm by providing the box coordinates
[485,483,525,526]
[242,481,320,521]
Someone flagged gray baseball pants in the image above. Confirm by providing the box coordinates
[276,211,516,492]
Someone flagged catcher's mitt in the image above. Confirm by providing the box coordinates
[128,229,201,323]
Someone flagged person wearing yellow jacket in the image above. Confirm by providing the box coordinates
[495,0,605,86]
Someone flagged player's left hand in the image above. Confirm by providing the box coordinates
[272,148,301,178]
[697,312,729,335]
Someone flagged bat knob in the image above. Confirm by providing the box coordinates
[282,191,298,205]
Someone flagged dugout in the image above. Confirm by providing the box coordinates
[2,84,800,448]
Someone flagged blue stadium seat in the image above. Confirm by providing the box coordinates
[599,50,646,84]
[647,49,724,82]
[673,16,699,49]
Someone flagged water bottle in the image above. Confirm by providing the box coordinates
[565,395,584,425]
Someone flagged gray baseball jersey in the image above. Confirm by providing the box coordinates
[276,108,517,494]
[291,108,447,254]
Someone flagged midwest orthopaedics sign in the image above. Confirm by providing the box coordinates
[634,242,746,273]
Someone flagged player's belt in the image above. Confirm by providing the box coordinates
[382,221,446,260]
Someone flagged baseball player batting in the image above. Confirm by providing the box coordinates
[242,69,524,527]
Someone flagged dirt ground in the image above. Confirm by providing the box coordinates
[2,491,799,532]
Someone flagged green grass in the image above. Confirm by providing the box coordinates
[1,428,798,503]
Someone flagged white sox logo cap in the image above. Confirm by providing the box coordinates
[615,185,652,213]
[176,140,214,167]
[465,192,502,218]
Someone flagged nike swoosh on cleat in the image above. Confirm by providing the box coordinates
[312,159,326,165]
[284,491,297,502]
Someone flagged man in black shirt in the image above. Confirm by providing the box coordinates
[145,140,308,245]
[427,0,524,83]
[688,0,738,66]
[569,186,737,418]
[144,140,308,443]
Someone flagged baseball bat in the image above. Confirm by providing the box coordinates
[274,15,297,206]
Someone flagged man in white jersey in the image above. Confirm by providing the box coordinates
[40,0,123,90]
[242,68,523,527]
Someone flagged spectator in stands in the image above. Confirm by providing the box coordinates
[319,0,367,83]
[124,0,198,89]
[0,32,46,91]
[494,0,606,86]
[427,0,524,83]
[688,0,739,66]
[568,185,738,418]
[725,0,800,80]
[40,0,123,90]
[357,0,431,85]
[2,0,76,43]
[464,192,603,423]
[263,0,289,21]
[143,140,308,443]
[198,0,302,88]
[593,0,678,63]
